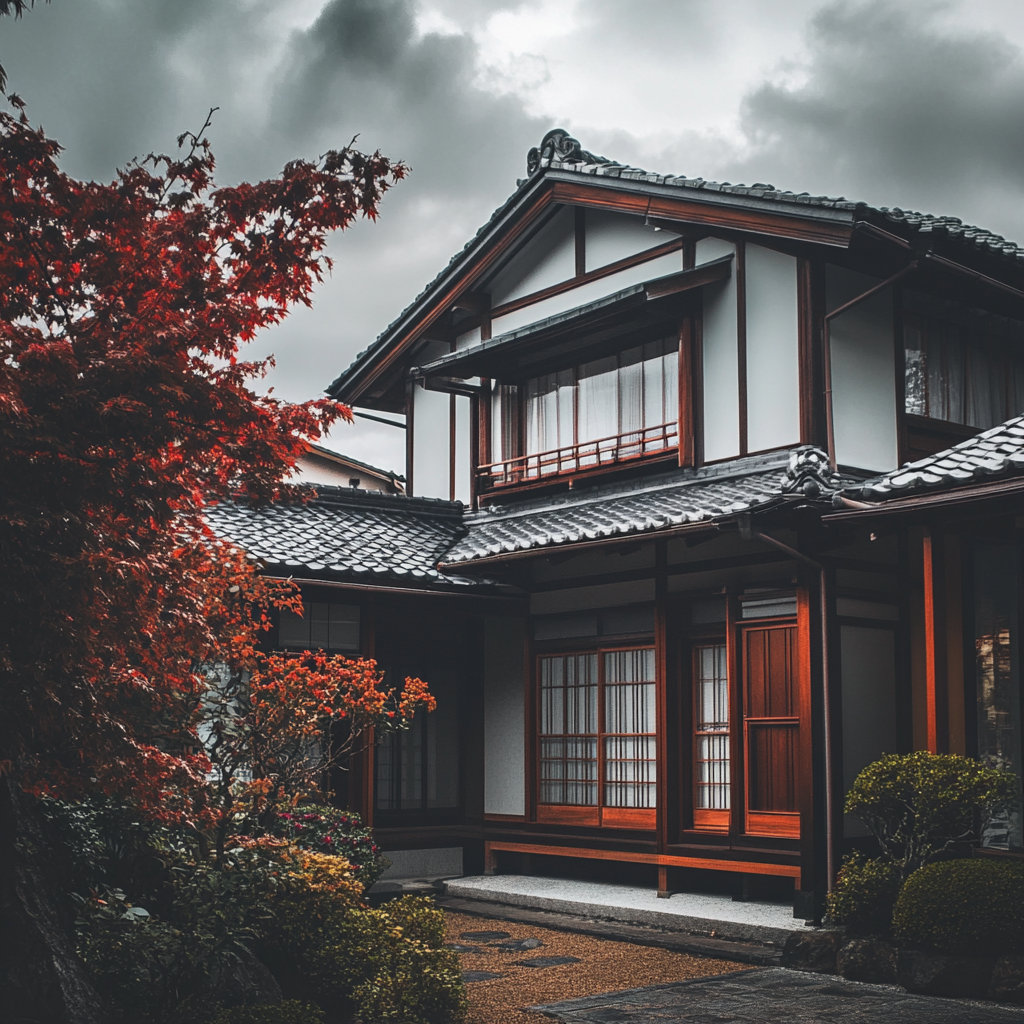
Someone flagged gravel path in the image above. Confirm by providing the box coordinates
[443,909,748,1024]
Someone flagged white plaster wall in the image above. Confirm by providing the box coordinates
[745,244,800,453]
[840,625,898,837]
[489,206,576,308]
[412,384,450,498]
[826,266,899,473]
[697,237,740,462]
[484,617,526,816]
[585,209,670,271]
[489,251,684,337]
[454,394,471,504]
[456,326,482,351]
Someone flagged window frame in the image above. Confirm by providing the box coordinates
[534,639,658,831]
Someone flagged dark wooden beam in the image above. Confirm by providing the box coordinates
[923,526,950,753]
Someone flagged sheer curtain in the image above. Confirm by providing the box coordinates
[539,654,598,806]
[695,644,730,811]
[603,648,657,809]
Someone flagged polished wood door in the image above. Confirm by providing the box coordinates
[742,624,801,838]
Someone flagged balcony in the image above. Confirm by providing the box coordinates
[478,421,679,491]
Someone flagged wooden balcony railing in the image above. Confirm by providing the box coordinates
[478,422,678,489]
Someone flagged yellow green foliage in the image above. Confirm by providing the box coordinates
[825,853,901,934]
[209,1001,324,1024]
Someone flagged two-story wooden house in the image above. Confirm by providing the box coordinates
[211,130,1024,917]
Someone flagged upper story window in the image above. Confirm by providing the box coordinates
[904,296,1024,430]
[278,602,360,652]
[486,337,678,487]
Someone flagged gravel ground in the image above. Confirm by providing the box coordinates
[443,909,749,1024]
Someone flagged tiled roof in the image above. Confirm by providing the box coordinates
[442,451,816,566]
[206,487,486,589]
[328,129,1024,401]
[846,416,1024,500]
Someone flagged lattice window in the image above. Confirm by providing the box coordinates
[694,644,730,816]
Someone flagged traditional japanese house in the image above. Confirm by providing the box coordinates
[211,130,1024,917]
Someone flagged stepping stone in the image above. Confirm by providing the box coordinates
[445,943,484,953]
[517,955,580,968]
[492,937,543,951]
[462,970,503,983]
[461,930,511,941]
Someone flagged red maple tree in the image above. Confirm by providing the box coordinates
[0,98,415,819]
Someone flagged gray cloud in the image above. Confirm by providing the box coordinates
[732,0,1024,241]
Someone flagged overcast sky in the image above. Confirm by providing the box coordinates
[5,0,1024,473]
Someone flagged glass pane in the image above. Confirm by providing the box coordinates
[973,542,1023,849]
[538,654,597,806]
[278,608,309,648]
[328,604,360,651]
[603,648,656,809]
[309,602,330,649]
[695,643,730,811]
[904,320,926,416]
[577,356,618,448]
[618,347,644,452]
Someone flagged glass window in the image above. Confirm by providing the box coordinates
[538,648,656,812]
[278,602,360,652]
[903,296,1024,429]
[694,644,730,813]
[488,338,679,479]
[973,541,1023,849]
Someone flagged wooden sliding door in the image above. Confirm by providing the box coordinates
[742,624,801,838]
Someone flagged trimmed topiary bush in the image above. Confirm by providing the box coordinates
[209,1002,324,1024]
[844,752,1018,884]
[826,853,901,934]
[893,858,1024,955]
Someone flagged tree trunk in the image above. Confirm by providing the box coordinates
[0,779,108,1024]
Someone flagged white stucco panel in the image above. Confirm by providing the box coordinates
[697,237,740,462]
[745,244,800,453]
[826,266,898,473]
[412,384,450,499]
[484,617,526,817]
[488,205,576,308]
[584,208,671,272]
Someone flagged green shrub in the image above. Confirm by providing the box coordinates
[826,853,901,934]
[269,805,386,887]
[209,1001,324,1024]
[893,858,1024,955]
[845,752,1019,883]
[261,894,466,1024]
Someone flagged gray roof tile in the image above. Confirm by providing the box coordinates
[205,487,490,589]
[848,415,1024,499]
[442,448,839,566]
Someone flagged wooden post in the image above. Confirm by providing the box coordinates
[923,527,949,753]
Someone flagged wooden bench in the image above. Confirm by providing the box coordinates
[483,840,802,898]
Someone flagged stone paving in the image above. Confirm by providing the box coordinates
[530,967,1024,1023]
[447,876,810,946]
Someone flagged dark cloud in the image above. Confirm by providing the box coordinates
[732,0,1024,241]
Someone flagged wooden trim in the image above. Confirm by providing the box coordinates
[603,807,656,830]
[359,601,376,827]
[893,285,908,466]
[746,810,801,838]
[537,805,600,827]
[405,381,415,497]
[483,813,527,822]
[693,300,705,466]
[548,180,855,249]
[727,593,744,838]
[469,393,480,511]
[490,236,685,321]
[736,240,748,457]
[449,391,456,502]
[923,527,950,753]
[797,585,817,891]
[525,626,537,823]
[692,809,729,832]
[347,188,556,404]
[683,238,696,272]
[797,259,825,445]
[575,206,586,278]
[484,840,802,878]
[678,317,693,467]
[655,563,670,851]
